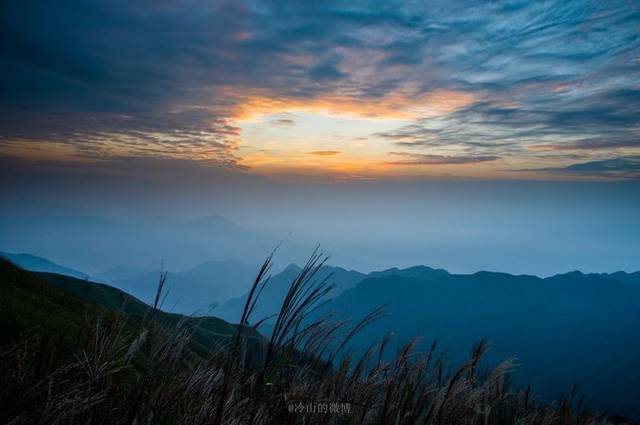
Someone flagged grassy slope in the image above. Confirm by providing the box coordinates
[0,259,262,358]
[0,258,107,345]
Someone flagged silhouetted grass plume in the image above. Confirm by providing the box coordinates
[0,253,631,425]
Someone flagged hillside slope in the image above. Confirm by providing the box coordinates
[0,259,261,358]
[0,258,111,345]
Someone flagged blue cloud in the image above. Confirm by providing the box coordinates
[533,156,640,179]
[387,152,499,165]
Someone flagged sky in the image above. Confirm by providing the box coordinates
[1,0,639,180]
[1,0,639,274]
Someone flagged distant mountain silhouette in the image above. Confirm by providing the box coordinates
[217,264,453,324]
[217,263,366,323]
[367,264,450,280]
[95,265,149,283]
[0,252,90,280]
[599,271,640,295]
[316,268,640,419]
[96,259,260,315]
[0,214,311,272]
[0,251,261,315]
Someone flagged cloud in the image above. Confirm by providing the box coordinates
[533,136,640,151]
[270,118,296,126]
[375,86,640,163]
[531,156,640,179]
[371,2,640,169]
[387,152,499,165]
[0,0,639,175]
[307,63,345,81]
[308,151,341,156]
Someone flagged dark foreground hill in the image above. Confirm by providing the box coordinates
[0,258,260,360]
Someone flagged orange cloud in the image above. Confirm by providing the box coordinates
[227,88,476,122]
[308,150,341,156]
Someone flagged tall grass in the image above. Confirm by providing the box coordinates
[0,253,626,425]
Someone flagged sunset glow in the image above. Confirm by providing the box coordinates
[2,5,640,420]
[1,1,639,181]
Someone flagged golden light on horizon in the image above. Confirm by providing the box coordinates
[226,87,483,177]
[230,89,476,122]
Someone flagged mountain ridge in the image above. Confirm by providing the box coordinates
[316,269,640,419]
[0,252,91,280]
